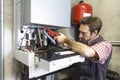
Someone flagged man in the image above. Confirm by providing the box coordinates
[55,16,112,80]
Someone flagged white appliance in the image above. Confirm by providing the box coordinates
[19,0,71,27]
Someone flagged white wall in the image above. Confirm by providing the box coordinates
[4,0,17,80]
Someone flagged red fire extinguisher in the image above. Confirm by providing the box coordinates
[72,0,92,24]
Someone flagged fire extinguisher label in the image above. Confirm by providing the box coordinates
[83,13,91,17]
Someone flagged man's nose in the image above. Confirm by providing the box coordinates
[79,33,83,38]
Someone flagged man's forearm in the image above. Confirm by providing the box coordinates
[64,38,95,57]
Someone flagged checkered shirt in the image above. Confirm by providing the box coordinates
[91,41,112,64]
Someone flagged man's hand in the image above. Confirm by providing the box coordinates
[54,33,67,43]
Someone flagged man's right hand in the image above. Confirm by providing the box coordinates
[54,33,67,43]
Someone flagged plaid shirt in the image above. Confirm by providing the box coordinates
[89,36,112,64]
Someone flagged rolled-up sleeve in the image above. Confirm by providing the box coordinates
[91,41,112,64]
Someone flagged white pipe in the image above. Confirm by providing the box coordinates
[0,0,4,80]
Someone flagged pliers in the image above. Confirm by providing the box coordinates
[44,27,60,38]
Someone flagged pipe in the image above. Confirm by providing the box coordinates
[79,0,84,3]
[0,0,4,80]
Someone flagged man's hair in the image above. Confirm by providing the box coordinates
[80,16,102,34]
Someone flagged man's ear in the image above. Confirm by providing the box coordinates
[92,30,98,36]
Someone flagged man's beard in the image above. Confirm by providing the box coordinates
[80,38,88,44]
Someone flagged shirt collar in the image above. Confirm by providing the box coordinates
[88,35,99,45]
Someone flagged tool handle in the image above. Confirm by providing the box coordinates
[44,27,60,37]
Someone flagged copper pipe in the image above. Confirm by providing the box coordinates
[37,28,42,49]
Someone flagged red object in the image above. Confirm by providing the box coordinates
[44,27,60,37]
[72,2,92,24]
